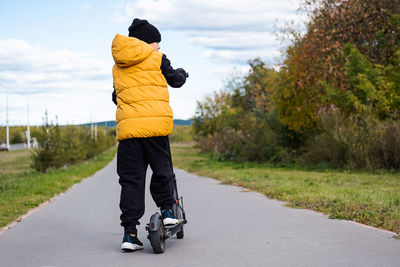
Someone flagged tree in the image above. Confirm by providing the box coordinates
[277,0,400,132]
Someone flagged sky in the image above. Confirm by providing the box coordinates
[0,0,302,125]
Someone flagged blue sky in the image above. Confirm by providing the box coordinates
[0,0,301,125]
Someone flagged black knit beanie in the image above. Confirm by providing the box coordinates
[128,18,161,44]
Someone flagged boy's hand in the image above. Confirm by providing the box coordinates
[161,55,187,88]
[176,68,188,78]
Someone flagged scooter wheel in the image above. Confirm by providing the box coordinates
[149,217,165,254]
[177,228,184,239]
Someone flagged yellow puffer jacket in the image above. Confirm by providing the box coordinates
[112,34,173,141]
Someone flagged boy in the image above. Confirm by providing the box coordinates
[111,18,188,252]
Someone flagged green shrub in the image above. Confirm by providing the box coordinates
[31,114,63,172]
[300,132,347,168]
[0,126,36,144]
[381,121,400,169]
[10,131,26,144]
[302,108,400,170]
[32,113,116,172]
[197,124,290,163]
[170,125,194,142]
[193,60,300,163]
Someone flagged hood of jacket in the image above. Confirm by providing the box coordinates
[111,34,154,68]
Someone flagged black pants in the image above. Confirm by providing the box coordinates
[117,136,175,234]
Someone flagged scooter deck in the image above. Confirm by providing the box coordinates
[163,220,184,239]
[164,219,185,229]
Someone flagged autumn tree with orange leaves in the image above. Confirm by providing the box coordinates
[276,0,400,132]
[193,0,400,169]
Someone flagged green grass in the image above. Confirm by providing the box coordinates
[0,146,116,228]
[171,143,400,236]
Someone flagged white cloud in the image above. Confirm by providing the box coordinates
[0,39,112,95]
[0,39,115,125]
[113,0,302,64]
[189,31,277,50]
[114,0,300,30]
[203,47,282,64]
[211,66,250,80]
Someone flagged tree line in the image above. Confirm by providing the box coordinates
[31,112,115,172]
[193,0,400,170]
[2,119,193,173]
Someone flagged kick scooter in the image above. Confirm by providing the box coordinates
[146,177,187,254]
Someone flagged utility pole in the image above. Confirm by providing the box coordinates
[6,89,10,150]
[90,115,93,138]
[26,96,31,149]
[95,121,97,140]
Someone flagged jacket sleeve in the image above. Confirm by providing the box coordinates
[161,54,187,88]
[112,85,117,105]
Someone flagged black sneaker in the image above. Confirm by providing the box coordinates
[161,209,179,226]
[121,233,144,252]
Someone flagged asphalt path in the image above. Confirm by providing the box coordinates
[0,158,399,267]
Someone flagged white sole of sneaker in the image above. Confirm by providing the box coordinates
[163,217,179,225]
[121,242,144,251]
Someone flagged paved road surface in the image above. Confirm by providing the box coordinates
[0,143,27,151]
[0,158,399,267]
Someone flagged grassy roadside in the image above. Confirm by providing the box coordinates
[0,146,117,228]
[171,143,400,237]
